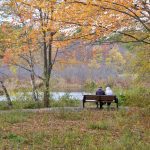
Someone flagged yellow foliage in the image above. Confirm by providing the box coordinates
[88,59,100,69]
[2,0,147,69]
[106,46,126,66]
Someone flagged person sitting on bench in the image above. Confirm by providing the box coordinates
[105,86,118,106]
[96,87,105,108]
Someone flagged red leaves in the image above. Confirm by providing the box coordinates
[3,50,12,64]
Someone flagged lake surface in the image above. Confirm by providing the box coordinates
[0,92,92,101]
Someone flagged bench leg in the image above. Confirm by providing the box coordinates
[83,100,85,108]
[115,97,119,109]
[96,102,98,108]
[100,102,103,109]
[116,102,119,110]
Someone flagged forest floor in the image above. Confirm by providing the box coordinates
[0,107,149,150]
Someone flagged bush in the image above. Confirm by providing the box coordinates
[51,93,81,107]
[0,101,11,110]
[118,93,126,106]
[12,100,40,109]
[7,133,26,143]
[116,87,150,107]
[84,81,97,92]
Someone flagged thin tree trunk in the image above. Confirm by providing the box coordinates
[43,78,50,107]
[30,73,39,101]
[28,50,39,101]
[43,30,50,107]
[43,35,53,107]
[0,81,12,108]
[19,15,40,102]
[40,8,54,107]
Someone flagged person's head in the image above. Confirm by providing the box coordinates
[106,86,111,91]
[98,86,102,89]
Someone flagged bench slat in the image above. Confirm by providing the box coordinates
[83,95,100,100]
[100,95,115,101]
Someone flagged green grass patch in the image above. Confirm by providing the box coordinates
[88,121,110,130]
[6,133,26,143]
[0,112,31,124]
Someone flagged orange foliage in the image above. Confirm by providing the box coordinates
[2,0,147,65]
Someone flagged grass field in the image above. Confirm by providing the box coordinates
[0,108,149,150]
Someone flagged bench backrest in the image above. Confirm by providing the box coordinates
[83,95,100,100]
[100,95,115,102]
[83,95,115,102]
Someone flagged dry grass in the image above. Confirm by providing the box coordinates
[0,108,149,150]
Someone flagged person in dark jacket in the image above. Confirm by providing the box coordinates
[96,87,105,109]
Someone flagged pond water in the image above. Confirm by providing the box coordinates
[0,92,92,101]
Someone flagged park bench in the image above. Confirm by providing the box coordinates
[82,95,118,109]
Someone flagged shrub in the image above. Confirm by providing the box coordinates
[51,93,80,107]
[118,93,126,106]
[7,133,26,143]
[115,86,150,107]
[84,81,97,92]
[12,100,43,109]
[0,101,11,110]
[122,87,150,107]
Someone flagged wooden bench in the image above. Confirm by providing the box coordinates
[83,95,118,109]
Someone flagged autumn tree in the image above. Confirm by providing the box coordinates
[64,0,149,44]
[124,43,150,83]
[2,0,82,107]
[2,0,149,107]
[0,25,12,107]
[2,0,114,107]
[0,21,41,102]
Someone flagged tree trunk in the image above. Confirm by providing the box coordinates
[0,81,12,108]
[43,35,53,107]
[43,78,50,107]
[30,73,39,101]
[43,30,50,107]
[28,50,39,102]
[40,8,53,107]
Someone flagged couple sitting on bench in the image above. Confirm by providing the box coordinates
[96,86,118,109]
